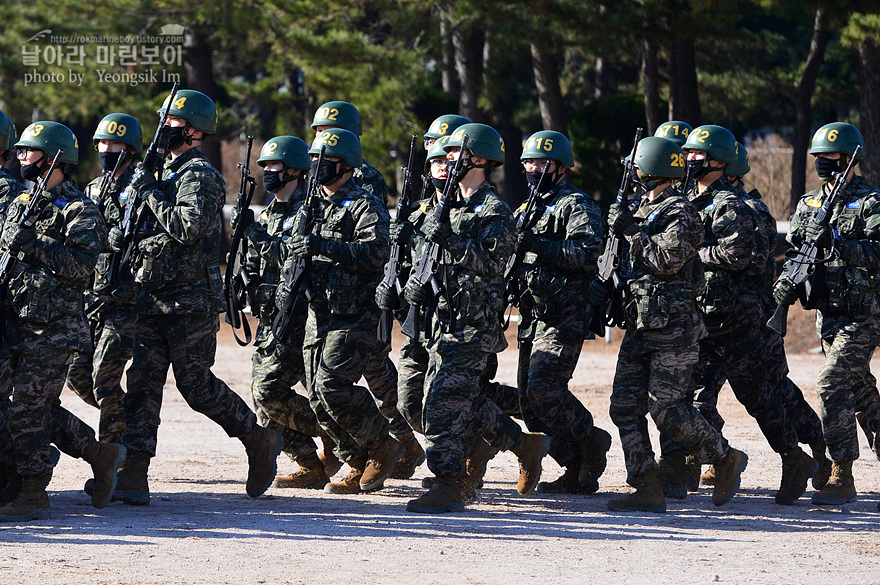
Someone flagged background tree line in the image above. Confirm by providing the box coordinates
[0,0,878,216]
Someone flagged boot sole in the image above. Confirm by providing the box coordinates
[712,450,748,507]
[580,429,612,486]
[93,445,127,509]
[247,430,284,499]
[775,459,818,505]
[390,451,426,479]
[811,492,858,505]
[113,489,150,506]
[0,506,51,522]
[607,500,666,513]
[519,434,552,497]
[360,441,405,492]
[273,479,328,490]
[323,484,361,495]
[661,484,687,500]
[406,501,465,514]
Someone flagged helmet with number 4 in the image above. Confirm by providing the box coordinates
[425,135,451,172]
[309,129,362,168]
[16,121,79,164]
[810,122,866,159]
[311,101,362,136]
[0,110,16,152]
[93,113,143,153]
[258,136,310,170]
[633,137,685,179]
[654,121,693,146]
[444,123,505,166]
[682,124,738,164]
[157,89,217,134]
[521,130,574,168]
[726,142,750,177]
[425,115,471,140]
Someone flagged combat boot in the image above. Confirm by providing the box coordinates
[776,447,817,505]
[82,440,127,509]
[579,427,612,487]
[240,425,283,498]
[712,447,748,506]
[390,433,425,479]
[0,463,21,505]
[607,468,666,513]
[0,476,51,522]
[811,461,857,505]
[537,465,598,495]
[114,450,151,505]
[810,441,832,490]
[406,475,468,514]
[657,450,688,500]
[465,438,498,490]
[361,436,404,491]
[318,434,342,477]
[700,465,716,486]
[510,431,551,496]
[324,459,365,494]
[273,452,330,489]
[685,454,701,492]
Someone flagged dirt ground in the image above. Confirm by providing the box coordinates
[2,308,879,585]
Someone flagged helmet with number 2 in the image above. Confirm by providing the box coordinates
[258,136,310,170]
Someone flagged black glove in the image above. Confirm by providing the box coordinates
[516,230,536,252]
[607,203,636,236]
[804,221,831,248]
[375,283,398,311]
[403,277,431,307]
[290,234,323,257]
[128,163,157,194]
[232,208,254,231]
[390,218,415,245]
[423,216,451,244]
[772,278,798,307]
[11,226,36,254]
[588,278,613,307]
[108,227,125,252]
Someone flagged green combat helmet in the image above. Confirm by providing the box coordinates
[310,128,363,168]
[425,115,471,140]
[93,113,143,153]
[633,136,686,179]
[810,122,866,159]
[157,89,217,134]
[726,142,750,177]
[655,121,693,147]
[425,135,451,172]
[0,110,16,152]
[258,136,311,170]
[682,124,738,164]
[16,121,79,164]
[444,122,505,166]
[521,130,574,167]
[311,101,362,136]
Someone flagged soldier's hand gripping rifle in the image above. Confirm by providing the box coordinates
[767,144,862,337]
[400,135,469,340]
[271,146,325,344]
[104,82,179,293]
[588,127,643,337]
[0,149,64,287]
[378,134,418,344]
[224,135,256,346]
[501,161,550,328]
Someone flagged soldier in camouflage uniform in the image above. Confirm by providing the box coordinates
[236,135,333,489]
[66,113,142,445]
[109,90,282,505]
[285,128,404,494]
[0,121,126,522]
[588,136,747,512]
[404,123,550,513]
[775,122,880,506]
[676,125,815,506]
[511,131,612,495]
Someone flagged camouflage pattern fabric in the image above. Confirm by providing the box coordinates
[0,167,23,470]
[354,160,388,206]
[396,334,429,434]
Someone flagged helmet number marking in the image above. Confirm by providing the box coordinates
[99,120,127,138]
[696,130,710,142]
[320,132,339,147]
[173,97,187,110]
[670,153,685,167]
[267,142,278,154]
[815,128,839,142]
[318,107,339,121]
[29,124,44,136]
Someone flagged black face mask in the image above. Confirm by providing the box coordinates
[20,158,45,182]
[815,156,842,180]
[525,171,554,194]
[686,158,711,181]
[98,151,124,172]
[310,158,344,186]
[263,169,288,193]
[636,172,659,193]
[158,125,188,151]
[431,177,447,192]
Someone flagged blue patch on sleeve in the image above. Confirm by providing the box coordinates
[283,218,294,230]
[473,204,484,213]
[53,198,68,207]
[705,202,716,211]
[847,201,859,209]
[341,200,354,207]
[119,191,129,203]
[545,205,556,213]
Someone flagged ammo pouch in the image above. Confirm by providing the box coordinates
[624,276,694,331]
[134,235,208,287]
[10,269,60,324]
[255,283,277,323]
[698,270,737,315]
[524,267,571,321]
[828,265,880,320]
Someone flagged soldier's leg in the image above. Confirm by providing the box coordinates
[481,352,520,419]
[65,318,98,409]
[609,349,653,480]
[90,309,134,443]
[0,350,15,476]
[363,338,414,438]
[692,349,727,433]
[396,335,429,435]
[122,314,171,457]
[853,378,880,461]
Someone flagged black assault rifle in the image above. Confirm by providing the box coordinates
[224,135,256,346]
[767,144,862,336]
[400,134,469,340]
[378,134,418,344]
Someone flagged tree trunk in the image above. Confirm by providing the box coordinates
[183,28,222,171]
[439,17,459,95]
[594,57,611,99]
[671,35,700,125]
[790,6,828,212]
[642,36,660,134]
[530,41,567,132]
[451,19,486,122]
[859,38,880,186]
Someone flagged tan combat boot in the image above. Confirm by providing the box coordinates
[776,447,817,505]
[465,438,498,490]
[510,432,551,496]
[537,464,596,495]
[273,452,330,489]
[390,433,426,479]
[685,454,701,493]
[318,434,343,477]
[240,425,283,498]
[607,468,666,513]
[700,465,716,486]
[579,427,612,487]
[657,450,688,500]
[361,436,404,491]
[0,476,51,522]
[811,461,857,505]
[809,441,832,490]
[114,451,151,505]
[712,447,748,506]
[82,440,127,509]
[324,459,366,495]
[406,475,468,514]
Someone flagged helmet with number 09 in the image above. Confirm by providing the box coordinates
[93,113,143,153]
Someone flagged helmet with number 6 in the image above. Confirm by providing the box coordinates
[15,121,79,164]
[309,129,362,168]
[726,142,750,177]
[654,121,693,146]
[0,110,16,152]
[311,101,362,136]
[444,123,505,166]
[425,115,471,140]
[258,136,310,170]
[682,124,738,164]
[810,122,866,159]
[157,89,217,134]
[93,113,143,153]
[521,130,574,168]
[633,137,685,179]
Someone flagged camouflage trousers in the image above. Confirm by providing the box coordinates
[518,323,593,469]
[484,352,521,420]
[305,326,392,462]
[610,342,728,478]
[122,313,256,456]
[66,305,134,443]
[362,341,413,439]
[251,323,322,462]
[424,349,522,478]
[817,312,880,462]
[397,334,429,435]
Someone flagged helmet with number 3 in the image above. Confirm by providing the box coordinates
[15,121,79,164]
[157,89,217,134]
[810,122,866,159]
[425,115,471,140]
[633,136,686,179]
[521,130,574,168]
[311,101,363,136]
[309,129,362,168]
[258,136,310,170]
[93,113,143,153]
[654,121,693,147]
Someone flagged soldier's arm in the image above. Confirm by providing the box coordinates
[34,201,106,281]
[836,191,880,269]
[444,198,515,277]
[321,196,389,271]
[628,203,702,276]
[141,166,219,245]
[698,196,753,271]
[246,212,287,269]
[534,195,603,274]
